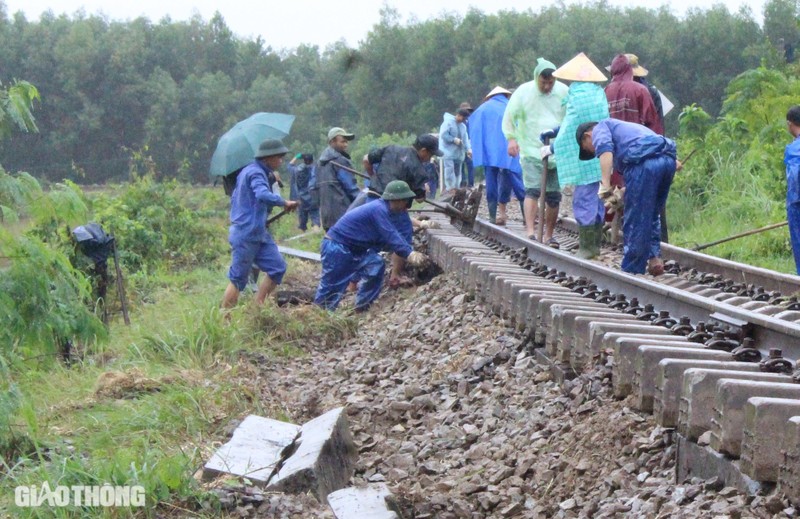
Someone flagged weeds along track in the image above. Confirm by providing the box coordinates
[423,211,800,501]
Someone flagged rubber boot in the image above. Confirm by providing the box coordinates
[577,224,601,259]
[519,200,526,225]
[488,200,497,224]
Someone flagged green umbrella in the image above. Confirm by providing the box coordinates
[210,112,296,176]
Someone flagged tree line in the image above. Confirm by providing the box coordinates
[0,0,797,184]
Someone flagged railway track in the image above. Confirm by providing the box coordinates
[421,210,800,502]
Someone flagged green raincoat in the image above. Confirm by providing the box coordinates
[553,82,610,187]
[502,57,568,186]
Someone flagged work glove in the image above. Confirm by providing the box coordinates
[539,144,554,161]
[294,153,302,160]
[406,251,429,268]
[454,138,462,146]
[598,184,614,201]
[603,187,625,215]
[539,127,560,143]
[417,220,440,230]
[388,275,415,290]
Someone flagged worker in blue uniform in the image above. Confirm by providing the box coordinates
[577,119,682,275]
[221,139,299,309]
[785,105,800,274]
[314,180,429,312]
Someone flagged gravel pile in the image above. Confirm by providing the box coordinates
[210,270,794,518]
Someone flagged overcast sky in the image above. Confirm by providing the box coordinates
[3,0,768,50]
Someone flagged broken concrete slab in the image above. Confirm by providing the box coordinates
[267,406,357,502]
[203,415,301,484]
[327,483,403,519]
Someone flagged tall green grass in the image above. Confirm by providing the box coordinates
[669,150,794,273]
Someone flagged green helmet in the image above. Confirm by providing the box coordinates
[382,180,416,201]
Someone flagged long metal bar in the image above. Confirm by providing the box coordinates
[472,219,800,358]
[278,246,321,263]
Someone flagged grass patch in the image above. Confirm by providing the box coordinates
[1,225,346,518]
[668,151,796,274]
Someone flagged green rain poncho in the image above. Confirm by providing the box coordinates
[502,57,569,184]
[552,82,610,187]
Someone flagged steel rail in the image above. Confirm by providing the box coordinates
[558,216,800,297]
[472,219,800,359]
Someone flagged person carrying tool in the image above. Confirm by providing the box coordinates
[502,57,568,245]
[576,119,681,275]
[314,180,429,312]
[469,86,525,225]
[318,127,361,231]
[353,134,443,208]
[785,105,800,274]
[439,107,472,192]
[221,139,299,309]
[287,152,320,231]
[539,52,609,259]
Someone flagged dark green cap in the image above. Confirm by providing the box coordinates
[382,180,417,200]
[255,139,289,158]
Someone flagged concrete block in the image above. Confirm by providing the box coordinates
[653,360,760,428]
[523,294,586,339]
[659,278,696,290]
[589,326,679,365]
[268,407,357,501]
[203,415,300,484]
[710,380,800,458]
[552,311,634,365]
[511,285,572,331]
[327,483,402,519]
[565,316,637,369]
[740,397,800,482]
[613,338,703,398]
[679,369,791,440]
[778,416,800,506]
[499,277,559,318]
[676,434,764,496]
[540,300,609,356]
[490,274,543,315]
[632,346,732,412]
[474,265,527,300]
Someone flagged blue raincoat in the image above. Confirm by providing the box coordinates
[227,161,288,289]
[470,94,524,204]
[591,119,676,274]
[314,199,413,311]
[785,136,800,274]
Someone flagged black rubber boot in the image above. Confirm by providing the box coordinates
[488,200,497,224]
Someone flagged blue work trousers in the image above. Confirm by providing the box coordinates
[461,156,475,187]
[573,182,605,226]
[314,239,386,311]
[485,166,525,204]
[298,202,320,230]
[621,156,675,274]
[443,159,463,191]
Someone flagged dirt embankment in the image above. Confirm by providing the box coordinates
[215,272,791,518]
